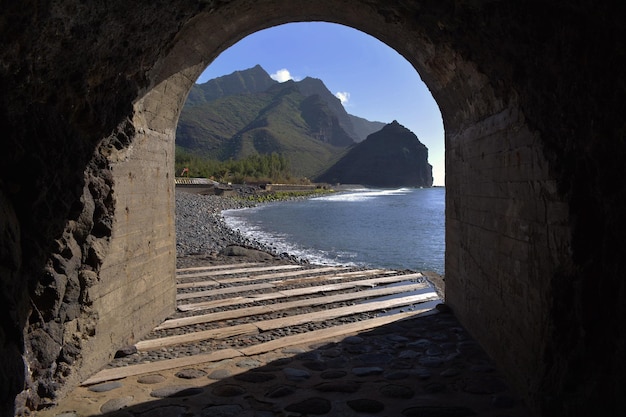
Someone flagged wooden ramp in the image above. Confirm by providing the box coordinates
[83,262,440,385]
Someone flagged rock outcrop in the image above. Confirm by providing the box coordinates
[316,121,433,187]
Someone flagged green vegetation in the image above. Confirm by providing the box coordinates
[176,93,273,159]
[175,147,293,183]
[177,81,353,177]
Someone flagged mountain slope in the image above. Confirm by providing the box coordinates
[295,77,360,141]
[176,66,408,179]
[176,93,273,156]
[185,64,277,106]
[315,121,433,187]
[177,71,360,177]
[205,82,351,177]
[299,94,355,147]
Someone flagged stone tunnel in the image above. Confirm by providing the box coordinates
[0,1,624,415]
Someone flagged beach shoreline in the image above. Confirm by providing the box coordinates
[175,188,445,296]
[175,189,311,268]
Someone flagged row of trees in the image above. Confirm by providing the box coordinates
[175,148,293,183]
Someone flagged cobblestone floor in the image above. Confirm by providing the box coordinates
[37,310,533,417]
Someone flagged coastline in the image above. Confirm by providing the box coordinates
[175,188,311,267]
[175,188,445,297]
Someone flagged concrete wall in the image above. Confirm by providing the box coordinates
[445,103,570,406]
[18,116,178,408]
[82,117,177,385]
[57,85,184,399]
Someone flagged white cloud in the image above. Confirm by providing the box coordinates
[270,68,294,82]
[335,91,351,106]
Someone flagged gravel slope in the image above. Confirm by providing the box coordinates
[175,191,257,256]
[175,190,305,264]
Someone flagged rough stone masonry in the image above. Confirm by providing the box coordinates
[0,1,624,416]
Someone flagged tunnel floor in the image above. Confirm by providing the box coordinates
[37,261,533,417]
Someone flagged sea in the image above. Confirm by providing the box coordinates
[223,187,445,275]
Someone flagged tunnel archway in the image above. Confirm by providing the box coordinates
[139,5,553,410]
[173,21,446,273]
[2,1,624,416]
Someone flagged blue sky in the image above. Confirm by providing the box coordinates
[197,22,445,186]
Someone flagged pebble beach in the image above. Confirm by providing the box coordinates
[175,189,306,264]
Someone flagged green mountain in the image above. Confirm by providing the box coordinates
[176,66,386,177]
[294,76,360,141]
[315,121,433,187]
[185,64,276,105]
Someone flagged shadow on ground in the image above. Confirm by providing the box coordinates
[47,310,533,417]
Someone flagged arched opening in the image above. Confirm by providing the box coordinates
[8,2,622,416]
[186,22,444,185]
[173,22,445,273]
[95,4,553,410]
[29,3,538,411]
[140,8,538,405]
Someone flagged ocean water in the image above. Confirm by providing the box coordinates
[223,187,445,274]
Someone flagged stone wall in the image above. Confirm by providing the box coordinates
[445,102,570,408]
[438,4,626,414]
[0,1,199,413]
[65,115,177,400]
[5,115,177,412]
[0,1,624,416]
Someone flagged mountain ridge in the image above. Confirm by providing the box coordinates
[186,64,277,105]
[176,66,432,184]
[183,66,384,143]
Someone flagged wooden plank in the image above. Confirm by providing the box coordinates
[176,262,261,274]
[177,264,303,279]
[135,323,258,351]
[81,349,243,385]
[176,272,425,311]
[157,282,432,330]
[256,293,438,331]
[147,293,436,350]
[178,296,260,312]
[215,266,349,284]
[177,279,221,289]
[269,269,396,286]
[278,273,424,297]
[239,308,436,356]
[176,266,383,289]
[325,269,397,280]
[176,282,275,301]
[177,266,346,288]
[176,291,288,312]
